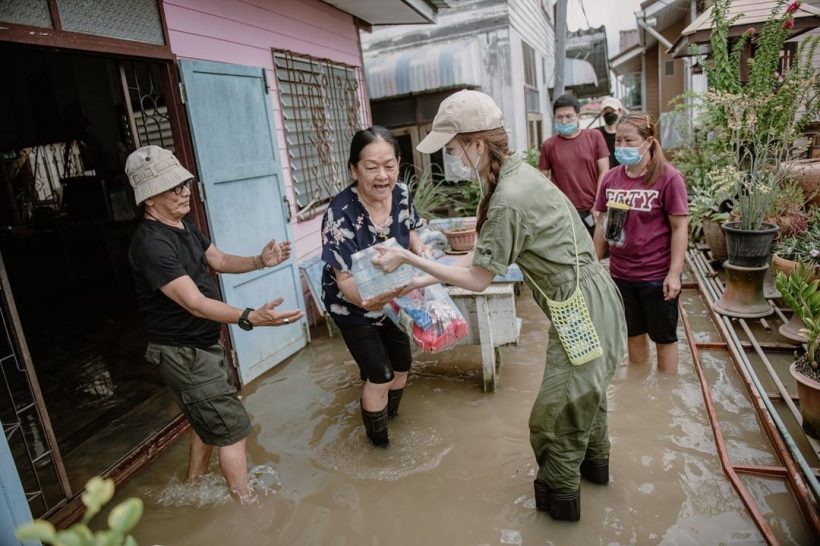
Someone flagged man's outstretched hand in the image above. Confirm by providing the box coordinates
[249,297,304,326]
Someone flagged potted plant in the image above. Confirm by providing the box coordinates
[776,263,820,438]
[688,164,737,261]
[440,216,478,252]
[701,0,819,267]
[773,213,820,341]
[764,180,808,239]
[695,201,731,261]
[772,208,820,279]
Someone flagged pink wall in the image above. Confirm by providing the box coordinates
[163,0,367,264]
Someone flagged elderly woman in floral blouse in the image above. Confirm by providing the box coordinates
[320,126,425,447]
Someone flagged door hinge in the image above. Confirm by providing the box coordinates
[178,81,187,104]
[197,181,206,202]
[230,350,238,368]
[262,70,270,94]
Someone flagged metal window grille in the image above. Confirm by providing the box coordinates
[120,61,175,152]
[273,50,365,221]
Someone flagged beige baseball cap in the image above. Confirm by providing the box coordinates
[416,89,504,154]
[600,96,623,112]
[125,146,194,204]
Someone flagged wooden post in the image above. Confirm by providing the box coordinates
[554,0,568,100]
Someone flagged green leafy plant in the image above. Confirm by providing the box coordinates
[671,98,734,195]
[404,164,448,221]
[777,262,820,371]
[686,162,737,242]
[525,147,540,169]
[765,180,808,237]
[446,180,481,217]
[16,477,143,546]
[774,208,820,266]
[695,0,819,230]
[705,0,744,93]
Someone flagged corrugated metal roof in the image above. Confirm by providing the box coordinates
[321,0,446,25]
[364,38,483,99]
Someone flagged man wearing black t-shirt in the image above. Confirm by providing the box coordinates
[126,146,303,505]
[596,96,624,170]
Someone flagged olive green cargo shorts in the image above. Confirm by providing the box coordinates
[145,342,252,447]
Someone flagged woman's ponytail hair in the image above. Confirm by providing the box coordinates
[455,128,512,233]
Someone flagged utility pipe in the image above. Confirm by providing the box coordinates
[635,12,674,50]
[689,252,820,535]
[701,257,820,459]
[679,294,779,545]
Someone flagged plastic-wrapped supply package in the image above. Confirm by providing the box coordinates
[384,284,469,352]
[351,238,416,300]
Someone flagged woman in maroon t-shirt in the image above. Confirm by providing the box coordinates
[592,113,689,374]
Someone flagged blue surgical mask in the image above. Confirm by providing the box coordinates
[614,146,644,166]
[554,121,579,136]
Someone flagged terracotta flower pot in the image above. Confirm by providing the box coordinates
[702,219,728,261]
[721,222,779,268]
[772,253,820,281]
[790,361,820,439]
[784,158,820,207]
[442,217,477,251]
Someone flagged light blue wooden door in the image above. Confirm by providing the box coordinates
[179,60,307,385]
[1,424,37,546]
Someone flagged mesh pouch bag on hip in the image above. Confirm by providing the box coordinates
[523,195,603,366]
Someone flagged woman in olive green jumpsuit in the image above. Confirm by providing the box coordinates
[370,90,626,522]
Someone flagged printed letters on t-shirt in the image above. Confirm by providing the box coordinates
[605,188,659,212]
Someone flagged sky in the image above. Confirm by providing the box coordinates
[566,0,644,57]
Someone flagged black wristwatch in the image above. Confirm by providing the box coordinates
[238,308,254,331]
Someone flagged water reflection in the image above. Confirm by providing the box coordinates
[110,288,813,545]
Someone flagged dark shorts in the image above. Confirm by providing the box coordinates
[612,278,679,344]
[337,319,412,384]
[145,342,252,447]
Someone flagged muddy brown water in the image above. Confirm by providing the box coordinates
[110,286,814,545]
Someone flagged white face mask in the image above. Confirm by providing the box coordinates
[444,151,474,181]
[446,143,485,200]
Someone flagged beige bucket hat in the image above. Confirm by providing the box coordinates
[416,89,504,154]
[600,96,624,112]
[125,146,194,204]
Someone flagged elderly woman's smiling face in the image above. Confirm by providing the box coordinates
[351,138,399,203]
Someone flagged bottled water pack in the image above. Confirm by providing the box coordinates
[351,238,416,300]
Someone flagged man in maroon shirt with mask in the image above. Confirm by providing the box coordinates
[539,95,610,235]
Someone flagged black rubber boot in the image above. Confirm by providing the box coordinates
[387,388,404,419]
[548,489,581,522]
[360,402,389,447]
[580,457,609,485]
[533,479,550,512]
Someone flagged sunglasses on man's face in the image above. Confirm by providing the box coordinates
[168,179,193,196]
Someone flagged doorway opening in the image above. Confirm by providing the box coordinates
[0,43,183,517]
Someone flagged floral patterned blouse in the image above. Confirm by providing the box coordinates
[321,182,423,326]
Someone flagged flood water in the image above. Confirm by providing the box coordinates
[110,283,815,545]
